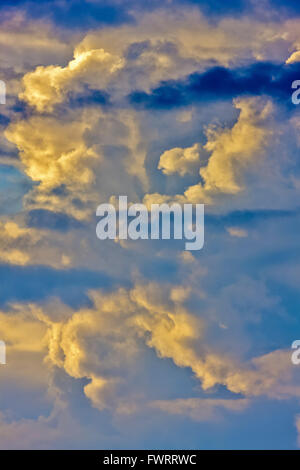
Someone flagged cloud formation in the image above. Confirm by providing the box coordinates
[144,97,273,205]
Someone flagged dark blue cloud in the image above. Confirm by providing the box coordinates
[129,62,300,109]
[0,114,9,126]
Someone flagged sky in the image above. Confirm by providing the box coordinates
[0,0,300,450]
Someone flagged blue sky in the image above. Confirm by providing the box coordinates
[0,0,300,450]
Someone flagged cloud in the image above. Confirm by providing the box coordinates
[144,97,273,205]
[26,210,85,232]
[0,12,75,73]
[130,61,300,109]
[0,0,133,31]
[197,98,273,195]
[0,218,80,269]
[4,8,300,226]
[227,226,248,237]
[286,51,300,64]
[5,102,151,220]
[295,415,300,448]
[0,281,296,419]
[1,3,300,449]
[151,397,250,421]
[20,48,124,112]
[5,112,100,191]
[17,9,300,114]
[0,220,41,266]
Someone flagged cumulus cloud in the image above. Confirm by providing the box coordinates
[158,143,203,176]
[4,109,108,221]
[75,10,300,81]
[227,227,248,237]
[5,103,150,221]
[295,415,300,447]
[16,9,300,114]
[1,3,300,449]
